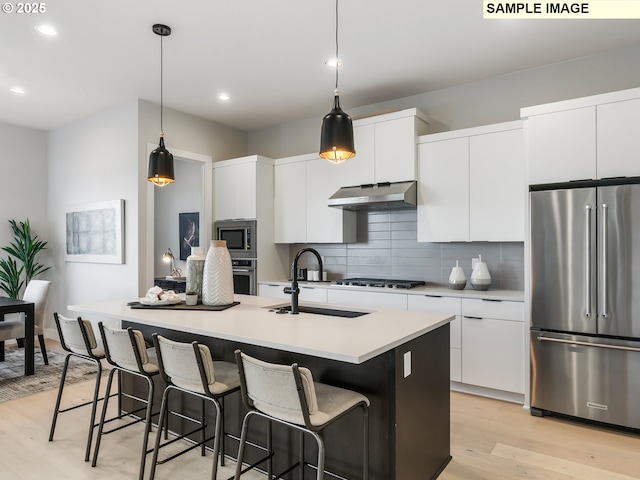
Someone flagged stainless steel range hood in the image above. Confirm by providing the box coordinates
[328,181,417,211]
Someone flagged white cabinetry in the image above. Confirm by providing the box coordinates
[525,107,596,185]
[523,87,640,184]
[460,299,524,394]
[407,295,462,382]
[327,289,408,310]
[213,156,263,220]
[417,121,524,242]
[350,109,429,185]
[274,154,356,244]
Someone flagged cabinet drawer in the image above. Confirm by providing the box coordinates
[450,347,461,382]
[407,295,461,315]
[327,289,408,310]
[462,298,523,322]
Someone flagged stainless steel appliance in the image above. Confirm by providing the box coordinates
[530,178,640,430]
[231,258,256,296]
[335,278,425,289]
[328,181,417,211]
[214,220,258,295]
[214,219,256,259]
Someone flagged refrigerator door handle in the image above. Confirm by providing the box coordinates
[585,205,592,318]
[536,335,640,353]
[602,203,608,319]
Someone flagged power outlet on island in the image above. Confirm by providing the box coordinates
[403,351,412,378]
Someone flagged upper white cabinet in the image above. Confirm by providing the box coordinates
[417,121,525,242]
[597,98,640,179]
[350,109,429,185]
[274,154,356,244]
[522,87,640,184]
[213,155,269,220]
[525,107,596,185]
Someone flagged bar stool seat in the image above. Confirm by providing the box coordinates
[234,350,370,480]
[91,322,160,480]
[148,333,241,480]
[48,312,112,462]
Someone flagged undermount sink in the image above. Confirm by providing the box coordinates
[268,304,369,318]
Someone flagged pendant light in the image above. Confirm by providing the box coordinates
[148,24,175,187]
[319,0,355,164]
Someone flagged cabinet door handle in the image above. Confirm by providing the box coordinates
[481,299,501,302]
[423,294,443,298]
[463,316,483,320]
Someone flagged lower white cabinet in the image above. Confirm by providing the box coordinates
[460,299,524,394]
[327,289,408,310]
[258,283,328,303]
[408,295,462,382]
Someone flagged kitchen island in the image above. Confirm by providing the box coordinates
[69,294,453,479]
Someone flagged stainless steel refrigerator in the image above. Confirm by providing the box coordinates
[530,179,640,430]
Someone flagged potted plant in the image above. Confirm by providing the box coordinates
[0,219,50,299]
[185,291,198,306]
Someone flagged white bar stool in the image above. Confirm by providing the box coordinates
[91,322,160,480]
[234,350,370,480]
[148,333,241,480]
[48,312,113,462]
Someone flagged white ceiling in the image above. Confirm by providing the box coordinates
[2,0,640,132]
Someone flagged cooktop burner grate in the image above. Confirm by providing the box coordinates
[335,278,426,289]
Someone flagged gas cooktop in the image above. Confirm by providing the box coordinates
[335,278,426,289]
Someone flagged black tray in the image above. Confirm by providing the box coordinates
[128,301,240,311]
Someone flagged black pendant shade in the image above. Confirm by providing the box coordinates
[148,136,175,187]
[148,23,175,187]
[319,93,355,164]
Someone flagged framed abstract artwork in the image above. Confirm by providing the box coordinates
[65,199,124,264]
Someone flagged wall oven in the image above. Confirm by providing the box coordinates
[231,259,257,296]
[214,219,256,259]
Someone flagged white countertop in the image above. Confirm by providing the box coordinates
[260,280,525,302]
[68,294,453,365]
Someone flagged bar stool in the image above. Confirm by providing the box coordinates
[234,350,370,480]
[49,312,113,462]
[148,333,241,480]
[91,322,160,480]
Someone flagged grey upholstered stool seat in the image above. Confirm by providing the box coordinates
[49,312,111,462]
[234,350,370,480]
[91,322,160,480]
[148,333,241,480]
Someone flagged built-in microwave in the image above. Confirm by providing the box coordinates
[214,219,256,259]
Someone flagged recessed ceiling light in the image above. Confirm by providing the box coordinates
[217,93,230,101]
[10,87,25,95]
[325,58,342,68]
[35,25,58,36]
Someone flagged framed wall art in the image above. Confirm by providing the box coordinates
[65,199,124,264]
[179,212,200,260]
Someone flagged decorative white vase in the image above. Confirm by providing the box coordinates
[186,246,206,300]
[202,240,234,305]
[448,260,466,290]
[470,254,492,291]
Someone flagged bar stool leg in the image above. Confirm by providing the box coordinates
[298,430,304,480]
[267,419,273,479]
[234,411,253,480]
[201,398,206,456]
[311,431,325,480]
[220,395,226,466]
[48,354,71,441]
[363,405,369,480]
[149,386,171,480]
[85,361,103,461]
[138,376,155,480]
[91,368,118,467]
[210,400,222,480]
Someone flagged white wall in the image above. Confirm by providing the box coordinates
[248,43,640,158]
[47,100,140,335]
[0,121,49,295]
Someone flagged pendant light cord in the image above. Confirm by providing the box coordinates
[160,34,164,134]
[334,0,339,92]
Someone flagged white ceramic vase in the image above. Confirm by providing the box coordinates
[470,254,492,291]
[186,246,206,300]
[448,260,466,290]
[202,240,234,305]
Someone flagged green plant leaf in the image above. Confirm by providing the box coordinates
[0,256,24,299]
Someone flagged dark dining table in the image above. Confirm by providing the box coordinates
[0,297,35,376]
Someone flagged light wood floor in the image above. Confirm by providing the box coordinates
[1,344,640,479]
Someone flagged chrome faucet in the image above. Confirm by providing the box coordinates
[283,247,323,314]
